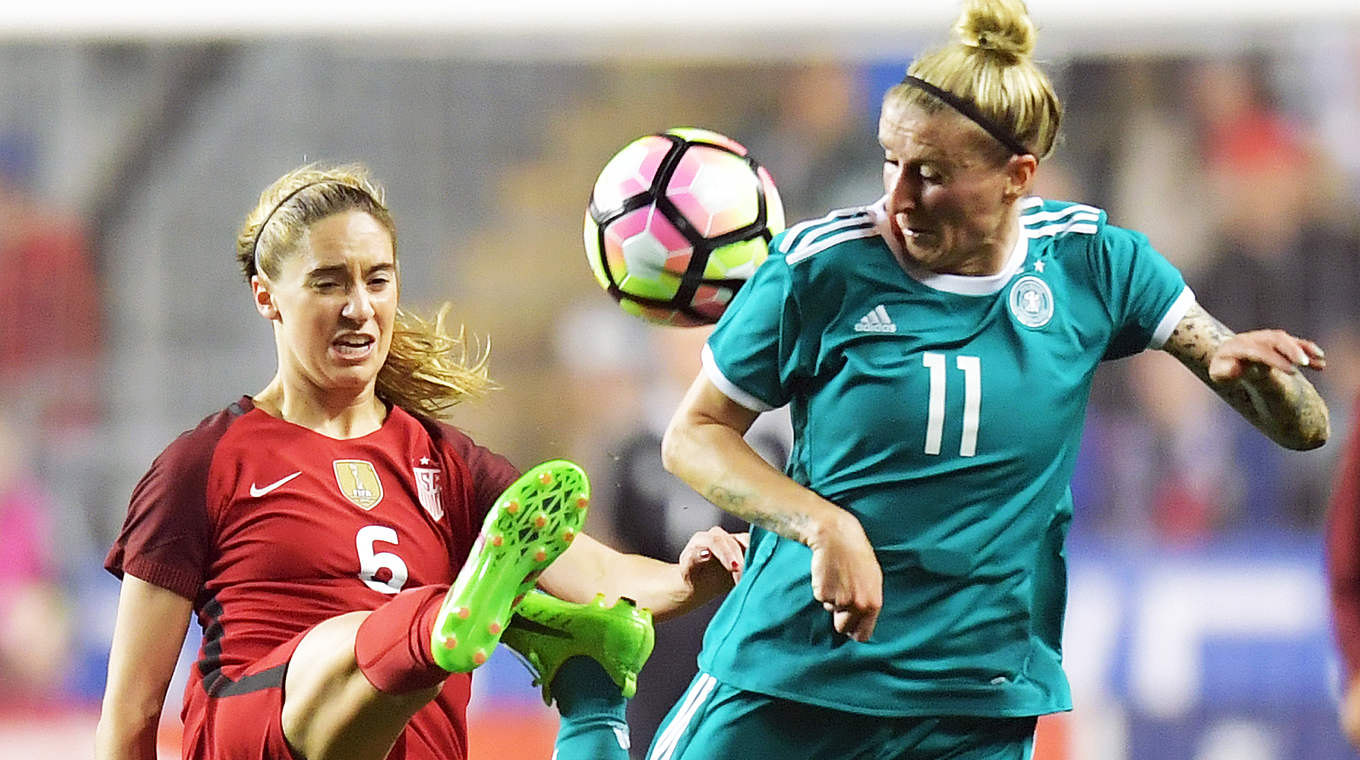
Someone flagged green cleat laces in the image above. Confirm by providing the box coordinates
[430,459,590,673]
[501,590,656,705]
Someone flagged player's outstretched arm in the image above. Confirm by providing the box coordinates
[660,374,883,642]
[95,575,193,760]
[1161,302,1329,451]
[535,528,747,622]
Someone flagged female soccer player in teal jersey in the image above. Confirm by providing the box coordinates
[648,1,1331,758]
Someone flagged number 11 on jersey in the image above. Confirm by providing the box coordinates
[922,353,981,457]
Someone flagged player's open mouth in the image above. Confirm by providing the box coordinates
[332,334,375,360]
[893,213,935,245]
[904,223,933,240]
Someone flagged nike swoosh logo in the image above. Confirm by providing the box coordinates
[249,471,302,498]
[508,614,572,639]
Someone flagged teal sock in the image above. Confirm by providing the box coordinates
[551,656,630,759]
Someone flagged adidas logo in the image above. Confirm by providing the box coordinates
[854,305,897,333]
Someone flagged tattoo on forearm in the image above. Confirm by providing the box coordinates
[1164,304,1329,450]
[705,484,811,540]
[749,507,813,541]
[706,485,747,512]
[1167,305,1235,368]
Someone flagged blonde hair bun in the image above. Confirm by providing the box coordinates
[953,0,1036,62]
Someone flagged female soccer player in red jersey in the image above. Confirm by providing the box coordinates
[94,163,746,760]
[1328,398,1360,750]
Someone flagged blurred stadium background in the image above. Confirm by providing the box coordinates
[2,1,1360,757]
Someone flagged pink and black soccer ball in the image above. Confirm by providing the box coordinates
[584,127,785,327]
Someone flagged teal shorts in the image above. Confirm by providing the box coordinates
[645,673,1037,760]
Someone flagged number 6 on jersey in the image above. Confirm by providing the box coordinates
[356,524,409,594]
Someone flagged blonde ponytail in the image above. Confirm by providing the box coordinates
[377,304,494,419]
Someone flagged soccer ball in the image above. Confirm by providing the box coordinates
[584,127,785,326]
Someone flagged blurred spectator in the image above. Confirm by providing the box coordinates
[1187,58,1358,349]
[1046,60,1231,543]
[0,129,91,707]
[1071,57,1357,541]
[744,62,882,222]
[0,129,103,556]
[1185,58,1360,529]
[1307,32,1360,204]
[0,410,72,706]
[1106,60,1217,282]
[0,130,101,428]
[1128,352,1242,542]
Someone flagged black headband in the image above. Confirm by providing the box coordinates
[901,75,1032,157]
[251,180,333,275]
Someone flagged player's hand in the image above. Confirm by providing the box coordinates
[807,511,882,643]
[1342,674,1360,749]
[1208,330,1325,383]
[679,527,750,604]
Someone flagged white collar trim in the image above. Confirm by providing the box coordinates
[870,196,1029,296]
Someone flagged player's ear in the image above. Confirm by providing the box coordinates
[1003,153,1038,202]
[252,275,280,321]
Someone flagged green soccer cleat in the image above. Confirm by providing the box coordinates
[430,459,591,673]
[500,590,656,705]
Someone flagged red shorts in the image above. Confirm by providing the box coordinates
[177,629,471,760]
[179,630,305,760]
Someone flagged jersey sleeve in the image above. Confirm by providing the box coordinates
[430,422,520,524]
[104,429,219,600]
[703,243,803,411]
[1089,219,1195,360]
[1328,397,1360,681]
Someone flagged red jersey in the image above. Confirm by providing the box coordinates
[1329,398,1360,682]
[105,397,519,758]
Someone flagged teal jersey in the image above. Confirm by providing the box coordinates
[699,197,1193,717]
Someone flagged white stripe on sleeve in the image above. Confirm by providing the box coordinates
[1149,286,1196,349]
[702,344,775,413]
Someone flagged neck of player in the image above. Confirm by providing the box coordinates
[253,375,389,439]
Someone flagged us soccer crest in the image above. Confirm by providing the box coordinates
[1008,275,1054,329]
[333,460,384,510]
[413,460,444,521]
